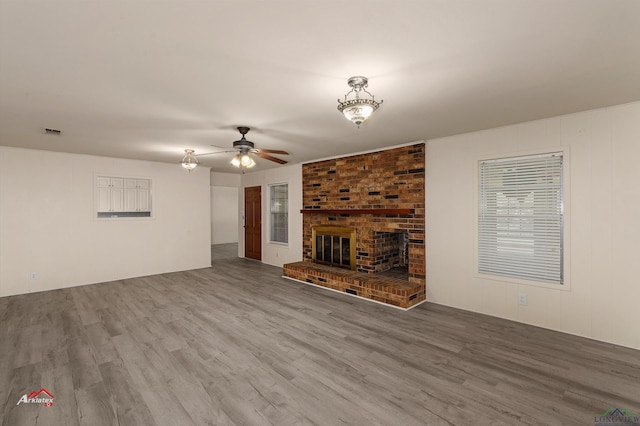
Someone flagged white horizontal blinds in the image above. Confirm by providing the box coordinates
[479,153,563,284]
[270,184,288,244]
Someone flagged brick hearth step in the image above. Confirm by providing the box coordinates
[282,261,425,309]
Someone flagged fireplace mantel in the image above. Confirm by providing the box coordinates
[300,208,414,215]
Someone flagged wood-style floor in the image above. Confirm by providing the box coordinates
[1,243,639,425]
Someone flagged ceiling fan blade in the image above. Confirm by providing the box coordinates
[257,152,288,164]
[257,148,289,155]
[196,150,235,157]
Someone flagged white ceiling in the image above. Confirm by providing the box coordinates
[1,1,639,173]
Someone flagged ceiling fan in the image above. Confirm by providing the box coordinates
[195,126,289,170]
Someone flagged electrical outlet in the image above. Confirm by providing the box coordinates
[30,272,37,280]
[518,293,528,306]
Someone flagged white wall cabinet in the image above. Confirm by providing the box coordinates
[124,178,151,212]
[96,176,151,217]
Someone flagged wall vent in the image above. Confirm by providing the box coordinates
[43,128,62,136]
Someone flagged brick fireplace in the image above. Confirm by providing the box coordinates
[283,143,425,309]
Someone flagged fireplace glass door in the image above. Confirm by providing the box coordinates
[316,235,351,268]
[312,226,356,271]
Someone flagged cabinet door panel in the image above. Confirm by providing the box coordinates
[124,178,137,189]
[97,176,111,187]
[110,187,124,211]
[124,188,138,211]
[138,189,150,212]
[110,178,124,188]
[97,187,110,212]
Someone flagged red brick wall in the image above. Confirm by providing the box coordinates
[302,144,425,286]
[373,231,406,272]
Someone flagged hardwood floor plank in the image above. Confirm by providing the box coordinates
[11,324,42,369]
[83,323,119,365]
[75,381,116,426]
[66,335,102,390]
[71,287,102,326]
[137,383,196,426]
[40,364,81,426]
[98,360,157,426]
[96,308,127,338]
[1,364,41,426]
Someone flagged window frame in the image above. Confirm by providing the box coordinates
[474,148,571,290]
[268,182,289,245]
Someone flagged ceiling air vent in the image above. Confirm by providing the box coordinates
[43,128,63,136]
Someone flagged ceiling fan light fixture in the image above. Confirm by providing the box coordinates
[190,127,289,172]
[240,153,254,168]
[181,149,199,171]
[337,76,382,127]
[230,152,256,169]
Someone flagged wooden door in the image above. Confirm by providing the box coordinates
[244,186,262,260]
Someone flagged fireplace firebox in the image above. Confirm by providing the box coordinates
[312,226,356,270]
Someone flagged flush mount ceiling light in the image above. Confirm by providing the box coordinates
[337,76,383,127]
[181,149,199,171]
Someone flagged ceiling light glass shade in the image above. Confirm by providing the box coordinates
[337,76,382,127]
[240,153,254,167]
[339,101,376,126]
[181,149,198,171]
[231,153,256,169]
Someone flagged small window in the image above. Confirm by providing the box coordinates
[269,183,288,244]
[478,152,563,284]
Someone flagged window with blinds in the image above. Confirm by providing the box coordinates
[478,152,563,284]
[269,183,288,244]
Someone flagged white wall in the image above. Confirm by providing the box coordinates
[0,147,212,298]
[211,185,239,244]
[240,163,303,267]
[426,102,640,349]
[210,171,241,244]
[211,171,241,187]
